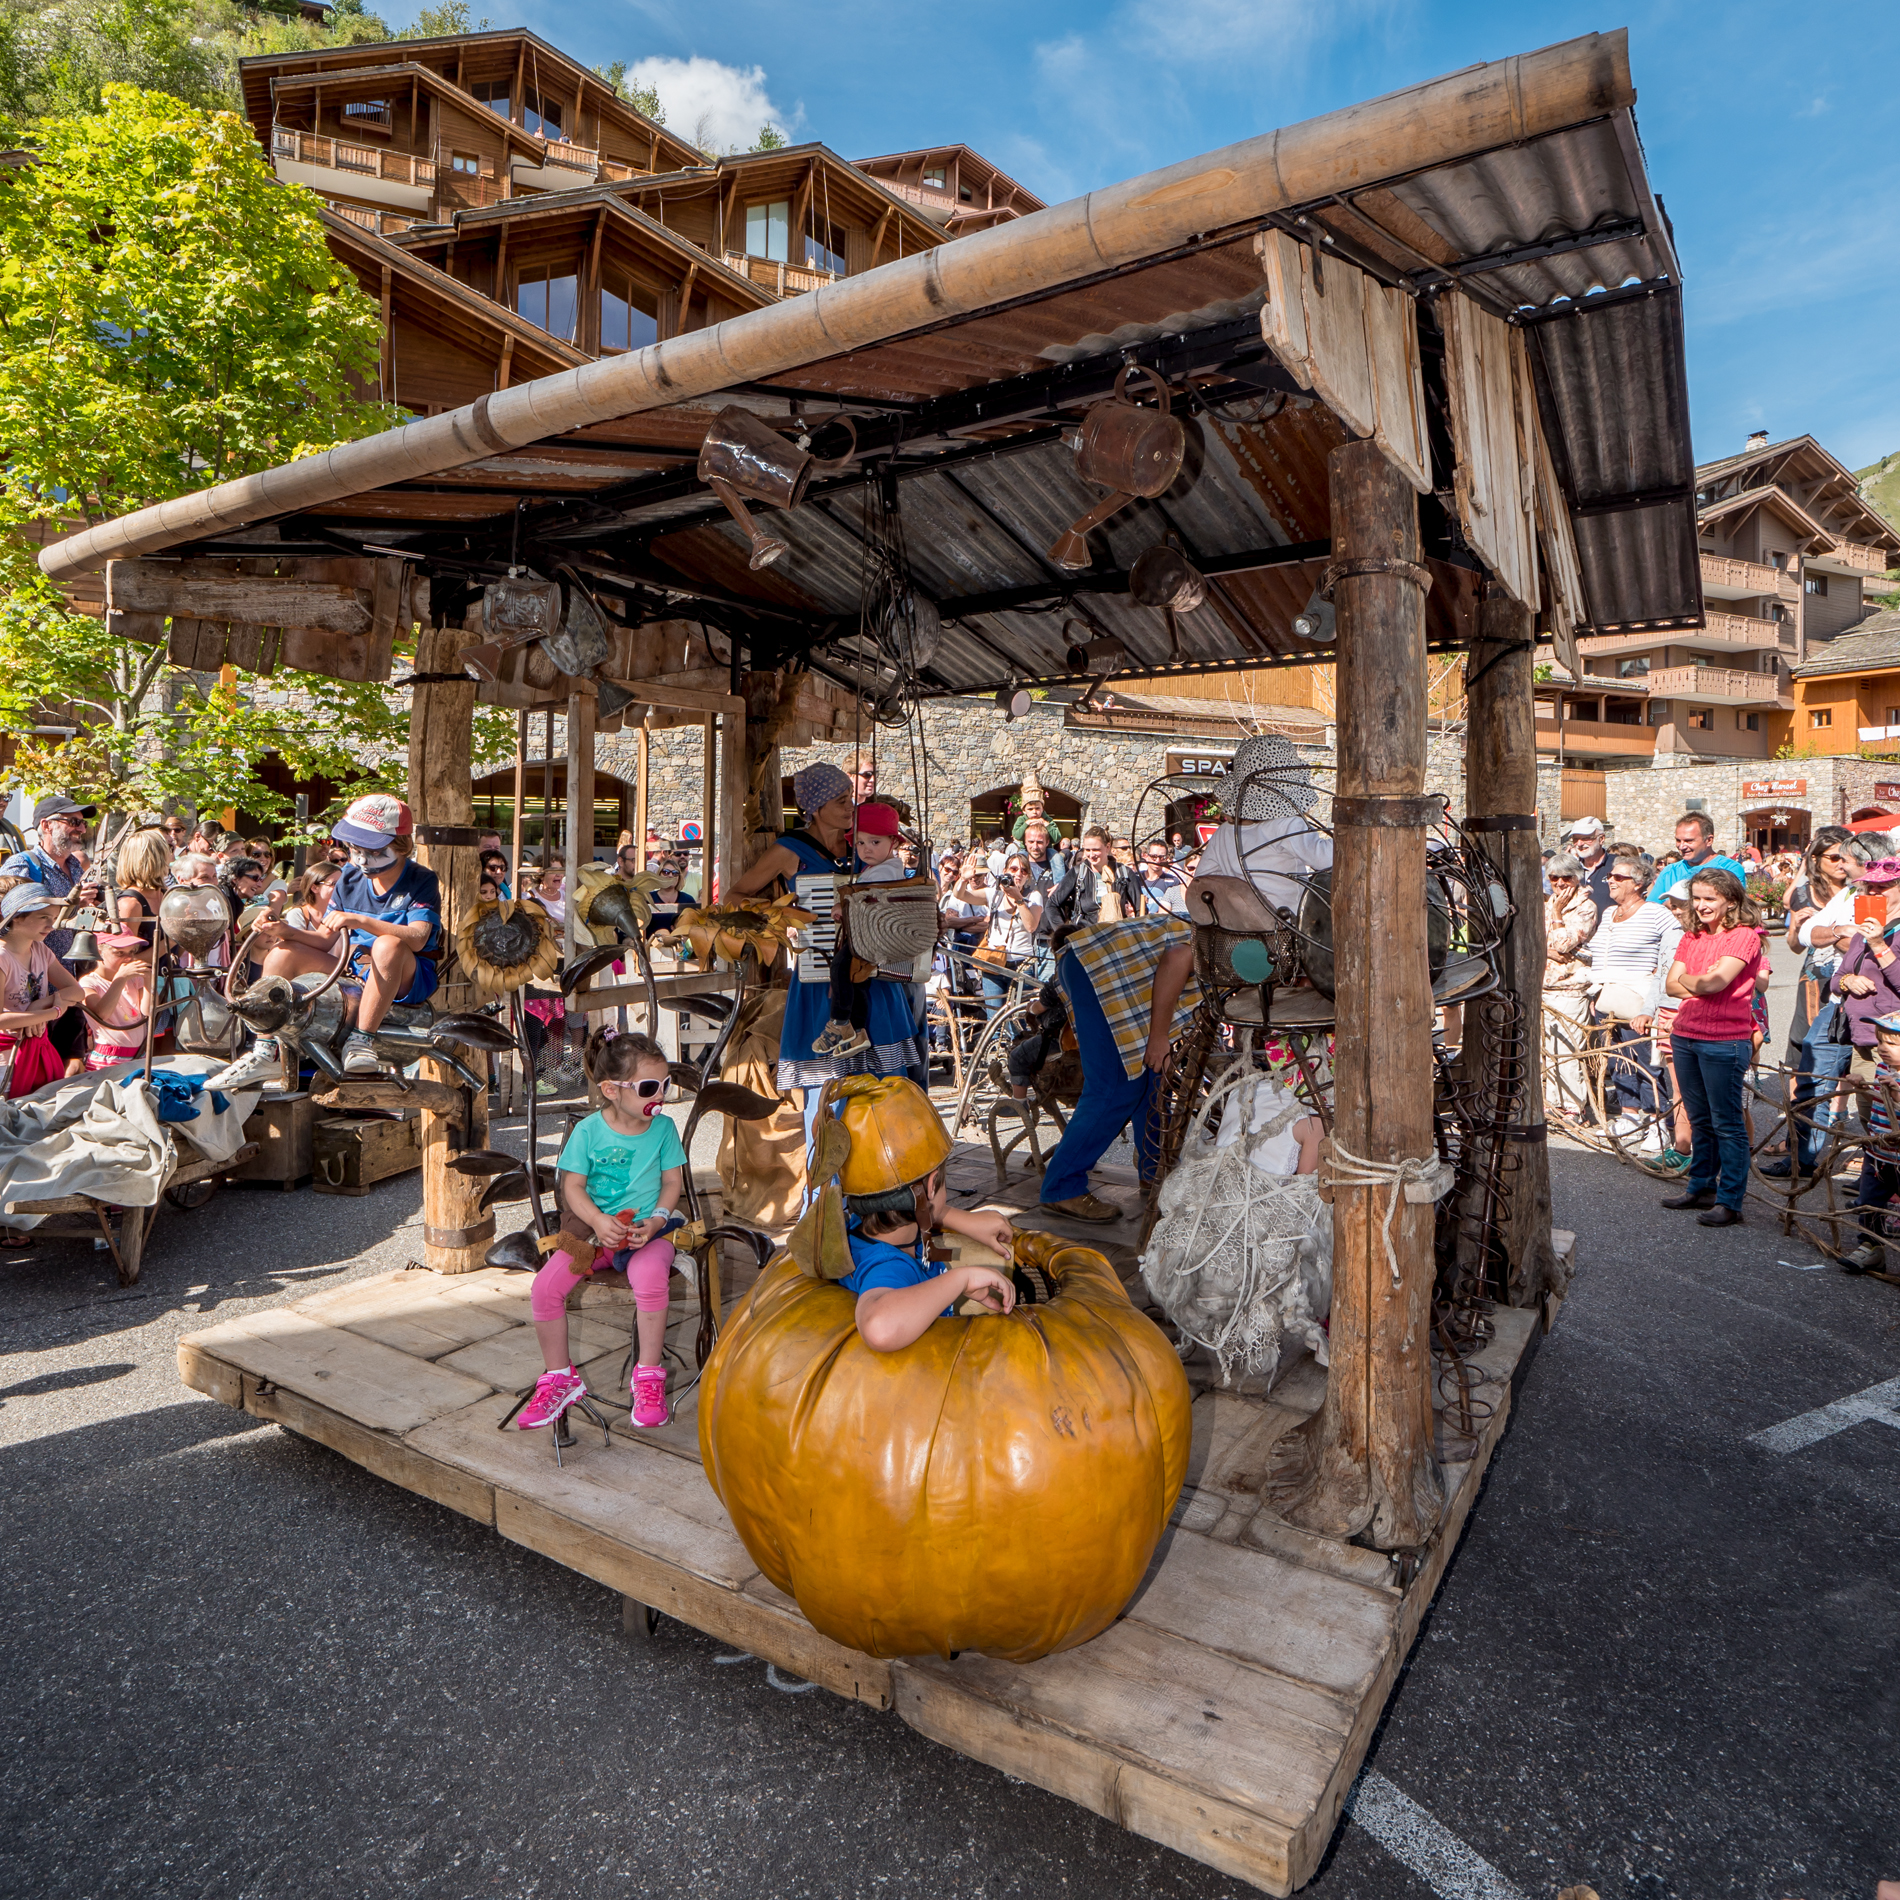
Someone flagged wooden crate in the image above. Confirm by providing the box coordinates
[226,1093,316,1190]
[312,1111,422,1196]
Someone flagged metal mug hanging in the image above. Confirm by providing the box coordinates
[539,575,612,678]
[1129,542,1207,663]
[1047,366,1187,571]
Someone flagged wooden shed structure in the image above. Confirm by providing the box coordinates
[42,29,1695,1890]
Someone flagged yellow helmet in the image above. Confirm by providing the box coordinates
[831,1076,953,1197]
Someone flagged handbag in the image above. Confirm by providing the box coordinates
[973,943,1009,968]
[2,1030,65,1099]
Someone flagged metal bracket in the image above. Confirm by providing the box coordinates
[1319,557,1433,601]
[1330,793,1447,828]
[416,824,483,846]
[425,1217,497,1249]
[1464,814,1539,833]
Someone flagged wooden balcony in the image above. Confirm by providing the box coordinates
[1533,711,1655,758]
[324,199,419,238]
[339,101,394,134]
[541,138,600,174]
[1699,552,1779,600]
[1813,540,1898,579]
[874,179,956,211]
[1645,664,1782,706]
[721,252,840,297]
[272,126,434,211]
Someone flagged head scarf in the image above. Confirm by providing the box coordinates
[793,762,853,820]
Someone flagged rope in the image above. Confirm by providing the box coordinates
[1324,1137,1456,1289]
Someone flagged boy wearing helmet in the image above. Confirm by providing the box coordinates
[826,1076,1017,1352]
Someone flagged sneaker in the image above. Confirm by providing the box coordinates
[342,1030,382,1077]
[1659,1148,1692,1173]
[205,1038,281,1093]
[517,1366,586,1429]
[812,1019,871,1057]
[1842,1240,1885,1274]
[630,1362,670,1429]
[1039,1192,1122,1224]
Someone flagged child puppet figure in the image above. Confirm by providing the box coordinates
[813,800,909,1059]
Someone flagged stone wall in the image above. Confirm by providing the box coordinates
[1600,755,1900,855]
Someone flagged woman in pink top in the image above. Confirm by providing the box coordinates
[1660,868,1764,1226]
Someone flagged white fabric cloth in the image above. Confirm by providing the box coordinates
[1581,901,1681,1013]
[1197,817,1334,916]
[0,1054,259,1226]
[1797,886,1857,974]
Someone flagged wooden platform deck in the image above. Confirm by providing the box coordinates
[176,1189,1561,1896]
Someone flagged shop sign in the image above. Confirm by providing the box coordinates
[1740,778,1805,797]
[1165,750,1234,778]
[1875,783,1900,801]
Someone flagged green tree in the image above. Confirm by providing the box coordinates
[752,121,785,151]
[0,0,229,120]
[591,59,663,124]
[0,84,429,820]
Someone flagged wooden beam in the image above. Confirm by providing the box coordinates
[494,219,509,303]
[584,207,607,355]
[718,700,743,902]
[496,333,514,392]
[409,75,418,145]
[868,205,892,268]
[564,688,596,972]
[633,724,648,871]
[314,1078,466,1115]
[379,263,393,403]
[1457,592,1559,1309]
[1268,435,1442,1552]
[406,617,491,1273]
[105,564,374,631]
[512,40,525,126]
[676,256,699,336]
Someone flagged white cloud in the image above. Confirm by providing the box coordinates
[626,55,794,156]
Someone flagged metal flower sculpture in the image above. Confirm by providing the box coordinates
[659,893,812,969]
[454,898,561,1000]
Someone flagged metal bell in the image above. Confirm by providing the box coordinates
[65,930,101,965]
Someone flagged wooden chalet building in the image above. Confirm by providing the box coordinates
[1538,429,1900,781]
[239,29,959,408]
[850,145,1044,234]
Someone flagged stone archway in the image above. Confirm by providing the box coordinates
[966,771,1084,844]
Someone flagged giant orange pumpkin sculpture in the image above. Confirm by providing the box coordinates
[699,1228,1193,1663]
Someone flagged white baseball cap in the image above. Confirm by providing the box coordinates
[1564,815,1605,837]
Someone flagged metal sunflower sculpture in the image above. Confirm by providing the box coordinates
[659,893,812,969]
[454,897,561,999]
[574,864,661,945]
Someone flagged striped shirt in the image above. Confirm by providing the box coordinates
[1583,901,1681,1012]
[1064,915,1201,1079]
[1868,1059,1900,1162]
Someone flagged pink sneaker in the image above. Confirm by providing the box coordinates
[517,1366,585,1429]
[630,1362,670,1429]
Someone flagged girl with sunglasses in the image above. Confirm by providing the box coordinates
[519,1030,688,1433]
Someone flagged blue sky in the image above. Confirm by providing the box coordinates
[495,0,1900,473]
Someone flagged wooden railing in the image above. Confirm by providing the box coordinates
[339,101,394,133]
[272,126,434,190]
[873,179,954,210]
[539,138,599,173]
[721,252,839,297]
[1829,540,1897,576]
[324,199,419,238]
[1646,664,1781,703]
[1699,552,1778,597]
[1700,610,1790,650]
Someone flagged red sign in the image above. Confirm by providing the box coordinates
[1876,783,1900,801]
[1741,778,1806,797]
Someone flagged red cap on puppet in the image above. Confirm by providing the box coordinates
[853,801,902,840]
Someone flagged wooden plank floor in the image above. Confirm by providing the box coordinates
[176,1179,1561,1896]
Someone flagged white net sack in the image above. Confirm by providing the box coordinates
[1140,1068,1333,1385]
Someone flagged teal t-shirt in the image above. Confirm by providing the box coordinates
[557,1109,687,1219]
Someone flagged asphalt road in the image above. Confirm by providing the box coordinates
[2,945,1896,1900]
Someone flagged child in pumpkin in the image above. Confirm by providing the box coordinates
[519,1030,688,1432]
[828,1076,1019,1351]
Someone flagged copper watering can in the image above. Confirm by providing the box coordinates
[697,407,856,570]
[1047,366,1186,571]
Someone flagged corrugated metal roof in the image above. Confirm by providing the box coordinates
[53,31,1698,694]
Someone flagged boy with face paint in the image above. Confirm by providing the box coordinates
[249,794,442,1076]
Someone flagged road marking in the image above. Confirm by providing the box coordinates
[1347,1771,1529,1900]
[1748,1374,1900,1453]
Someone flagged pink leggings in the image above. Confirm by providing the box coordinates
[530,1235,678,1321]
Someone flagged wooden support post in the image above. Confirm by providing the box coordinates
[1459,592,1560,1305]
[633,724,649,872]
[564,688,595,971]
[510,706,526,873]
[718,702,743,902]
[1268,437,1444,1551]
[701,716,715,902]
[379,264,393,404]
[407,618,491,1273]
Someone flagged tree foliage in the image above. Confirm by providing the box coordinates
[592,57,663,125]
[0,83,441,822]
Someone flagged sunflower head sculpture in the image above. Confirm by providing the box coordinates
[455,898,561,998]
[574,865,662,945]
[659,892,812,969]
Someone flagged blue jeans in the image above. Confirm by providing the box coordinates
[1789,1002,1853,1172]
[1597,1013,1659,1119]
[1040,949,1161,1204]
[1672,1036,1752,1209]
[981,955,1030,1017]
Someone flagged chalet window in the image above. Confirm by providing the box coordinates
[921,166,946,189]
[1604,696,1644,726]
[450,152,480,175]
[1811,708,1833,729]
[471,81,511,120]
[1685,708,1713,731]
[342,99,392,132]
[803,213,845,276]
[599,271,659,354]
[1887,706,1900,727]
[523,89,565,140]
[517,267,579,342]
[1807,575,1828,596]
[1615,657,1648,678]
[745,200,790,263]
[1738,711,1761,732]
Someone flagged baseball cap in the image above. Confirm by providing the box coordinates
[96,930,148,950]
[1873,1012,1900,1037]
[0,884,59,921]
[331,793,414,848]
[32,794,94,824]
[1563,815,1605,837]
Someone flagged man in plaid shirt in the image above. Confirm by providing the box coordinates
[1037,914,1200,1222]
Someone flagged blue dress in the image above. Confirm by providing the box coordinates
[775,832,927,1091]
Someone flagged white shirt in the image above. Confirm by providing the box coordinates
[1797,887,1857,976]
[1581,901,1681,1013]
[1196,816,1334,916]
[985,887,1044,959]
